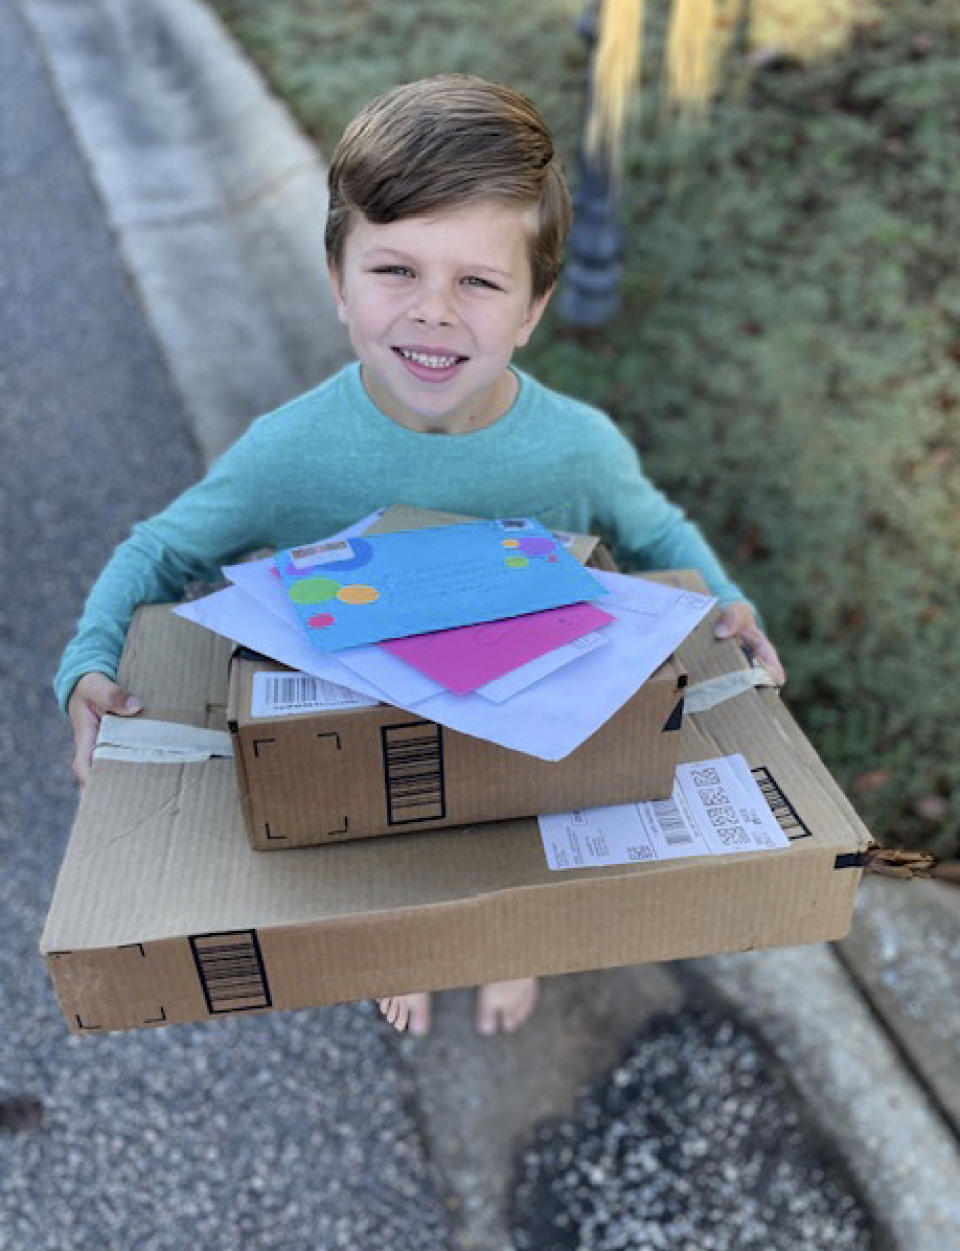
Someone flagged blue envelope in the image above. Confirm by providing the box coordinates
[273,518,608,652]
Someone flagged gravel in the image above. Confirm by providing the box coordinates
[510,1001,879,1251]
[2,1005,450,1251]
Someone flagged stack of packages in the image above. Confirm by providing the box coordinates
[41,506,871,1034]
[179,506,720,849]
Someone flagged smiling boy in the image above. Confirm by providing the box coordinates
[329,201,548,434]
[57,75,783,1039]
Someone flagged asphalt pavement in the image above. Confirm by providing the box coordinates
[0,4,449,1248]
[4,1,960,1249]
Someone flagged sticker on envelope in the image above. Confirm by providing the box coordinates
[289,539,356,571]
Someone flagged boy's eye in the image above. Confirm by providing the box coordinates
[372,265,414,278]
[462,275,501,291]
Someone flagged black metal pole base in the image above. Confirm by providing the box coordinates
[557,0,624,329]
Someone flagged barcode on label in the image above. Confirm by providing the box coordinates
[267,674,321,709]
[251,671,376,717]
[189,930,271,1015]
[627,844,655,862]
[651,798,693,845]
[751,766,812,840]
[381,721,446,824]
[715,824,751,848]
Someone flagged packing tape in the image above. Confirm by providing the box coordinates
[91,666,773,762]
[93,714,234,764]
[685,665,777,714]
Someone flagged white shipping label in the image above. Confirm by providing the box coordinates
[251,670,380,717]
[538,754,791,871]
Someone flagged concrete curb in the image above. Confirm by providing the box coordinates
[839,878,960,1141]
[700,942,960,1251]
[20,0,349,465]
[22,1,960,1245]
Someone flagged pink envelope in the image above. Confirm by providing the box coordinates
[379,601,614,695]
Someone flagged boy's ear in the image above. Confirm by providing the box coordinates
[514,285,554,348]
[326,257,348,324]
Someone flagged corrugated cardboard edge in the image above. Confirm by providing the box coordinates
[46,841,857,1033]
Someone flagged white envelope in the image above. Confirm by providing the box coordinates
[176,569,714,761]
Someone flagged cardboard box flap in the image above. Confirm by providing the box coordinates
[118,608,231,729]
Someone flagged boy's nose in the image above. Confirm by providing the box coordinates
[408,284,456,327]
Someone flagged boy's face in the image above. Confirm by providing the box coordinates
[328,201,551,433]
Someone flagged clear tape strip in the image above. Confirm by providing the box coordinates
[685,666,776,714]
[93,714,233,763]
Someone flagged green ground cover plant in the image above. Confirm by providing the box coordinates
[211,0,960,856]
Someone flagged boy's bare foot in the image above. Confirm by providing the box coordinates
[476,977,538,1035]
[377,992,432,1036]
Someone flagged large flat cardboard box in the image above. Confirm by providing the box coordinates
[228,654,684,850]
[41,574,871,1034]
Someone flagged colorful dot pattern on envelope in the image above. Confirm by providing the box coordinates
[273,518,608,653]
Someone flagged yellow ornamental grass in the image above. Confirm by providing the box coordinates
[749,0,876,64]
[585,0,643,165]
[586,0,874,160]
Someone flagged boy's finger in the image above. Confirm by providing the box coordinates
[68,675,143,787]
[107,689,143,715]
[712,611,741,639]
[70,707,99,787]
[84,674,142,716]
[750,635,786,686]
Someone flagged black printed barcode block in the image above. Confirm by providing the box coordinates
[652,798,693,845]
[264,673,322,710]
[381,721,446,824]
[190,930,272,1015]
[751,766,812,840]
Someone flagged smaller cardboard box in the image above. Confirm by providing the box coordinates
[227,535,685,849]
[40,573,872,1036]
[227,650,685,850]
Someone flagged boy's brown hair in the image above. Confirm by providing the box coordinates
[325,75,572,299]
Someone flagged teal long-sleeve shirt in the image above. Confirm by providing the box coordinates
[55,363,747,711]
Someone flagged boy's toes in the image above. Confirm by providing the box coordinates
[476,978,538,1035]
[377,992,432,1036]
[377,996,408,1031]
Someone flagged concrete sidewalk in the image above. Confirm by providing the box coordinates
[19,0,960,1247]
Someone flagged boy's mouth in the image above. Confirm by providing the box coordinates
[392,346,468,379]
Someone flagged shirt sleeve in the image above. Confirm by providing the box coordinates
[589,419,750,608]
[54,430,274,712]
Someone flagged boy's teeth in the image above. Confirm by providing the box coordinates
[399,348,460,368]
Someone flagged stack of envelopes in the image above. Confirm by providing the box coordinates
[176,508,717,847]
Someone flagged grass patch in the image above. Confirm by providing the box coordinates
[210,0,960,856]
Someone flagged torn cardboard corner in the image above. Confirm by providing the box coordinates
[41,571,872,1035]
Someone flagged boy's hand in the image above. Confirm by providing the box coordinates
[67,672,143,786]
[713,602,786,687]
